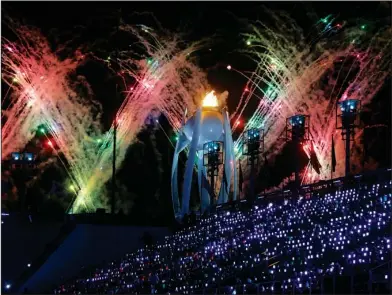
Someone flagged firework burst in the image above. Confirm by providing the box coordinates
[232,11,391,186]
[2,24,103,212]
[71,24,210,212]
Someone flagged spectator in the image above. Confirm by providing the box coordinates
[54,179,392,295]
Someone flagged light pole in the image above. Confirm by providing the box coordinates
[242,128,264,202]
[286,114,310,188]
[336,99,361,177]
[203,141,223,208]
[10,152,36,212]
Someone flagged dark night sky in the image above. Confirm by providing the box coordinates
[2,1,391,222]
[2,2,389,120]
[2,1,389,112]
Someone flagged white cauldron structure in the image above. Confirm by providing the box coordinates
[171,91,237,219]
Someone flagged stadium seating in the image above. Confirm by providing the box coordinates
[55,179,392,294]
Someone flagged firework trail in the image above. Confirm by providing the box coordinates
[4,12,388,211]
[2,26,76,157]
[232,11,391,186]
[2,21,211,213]
[72,24,210,212]
[2,24,103,211]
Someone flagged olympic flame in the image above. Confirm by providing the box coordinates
[202,91,218,107]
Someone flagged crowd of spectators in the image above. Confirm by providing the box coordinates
[55,179,391,294]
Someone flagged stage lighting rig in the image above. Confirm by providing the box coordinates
[203,141,224,206]
[243,128,264,202]
[336,99,361,177]
[10,152,36,169]
[286,114,310,187]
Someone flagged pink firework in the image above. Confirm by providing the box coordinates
[233,11,391,187]
[71,24,211,212]
[2,24,103,211]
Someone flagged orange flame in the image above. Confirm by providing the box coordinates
[202,91,218,107]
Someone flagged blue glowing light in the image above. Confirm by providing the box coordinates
[289,115,305,126]
[339,99,359,113]
[24,153,33,161]
[12,152,20,161]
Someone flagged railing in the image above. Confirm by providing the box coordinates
[209,167,391,216]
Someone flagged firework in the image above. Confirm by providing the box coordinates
[232,11,391,186]
[71,24,210,212]
[3,11,390,212]
[2,24,103,212]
